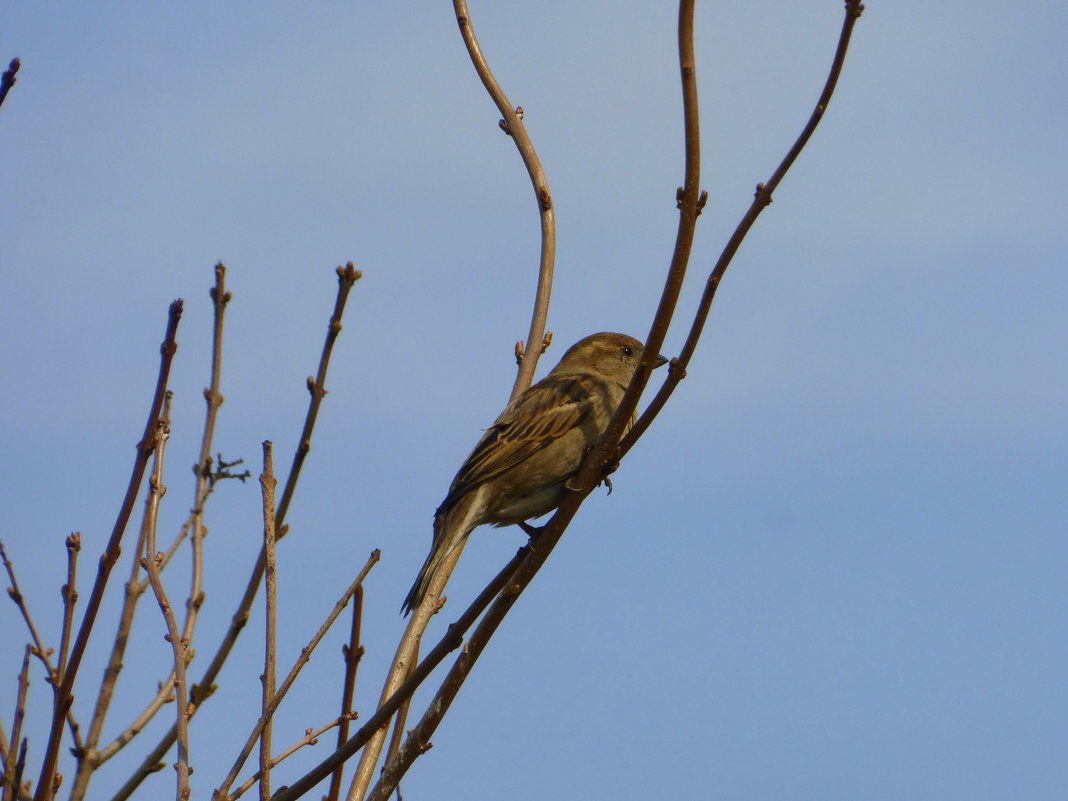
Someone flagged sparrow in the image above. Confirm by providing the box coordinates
[402,332,667,614]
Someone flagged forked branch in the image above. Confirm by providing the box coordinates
[620,0,866,455]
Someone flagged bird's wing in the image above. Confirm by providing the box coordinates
[439,375,596,511]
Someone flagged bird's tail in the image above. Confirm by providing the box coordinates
[401,502,476,616]
[401,534,446,616]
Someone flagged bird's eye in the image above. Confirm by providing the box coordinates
[621,346,633,357]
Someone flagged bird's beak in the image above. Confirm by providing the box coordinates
[654,354,669,369]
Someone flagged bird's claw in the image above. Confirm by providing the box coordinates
[517,521,540,538]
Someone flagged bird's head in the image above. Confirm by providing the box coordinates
[551,332,668,384]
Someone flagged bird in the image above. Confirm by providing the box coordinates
[402,332,667,615]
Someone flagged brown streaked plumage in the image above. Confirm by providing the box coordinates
[402,332,666,615]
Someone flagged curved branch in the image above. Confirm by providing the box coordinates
[620,0,866,455]
[453,0,556,403]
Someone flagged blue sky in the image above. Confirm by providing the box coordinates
[2,2,1066,800]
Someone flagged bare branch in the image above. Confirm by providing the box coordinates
[270,545,532,801]
[212,551,380,801]
[228,715,356,801]
[73,517,156,801]
[137,455,246,595]
[184,263,231,651]
[325,588,364,801]
[35,298,184,801]
[0,544,54,682]
[0,544,84,755]
[57,534,81,682]
[115,266,360,801]
[2,647,31,801]
[140,395,192,800]
[453,0,555,402]
[259,442,279,801]
[344,544,461,801]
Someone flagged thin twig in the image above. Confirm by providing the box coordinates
[0,543,54,680]
[57,534,81,682]
[35,299,184,801]
[620,0,866,456]
[228,715,356,801]
[136,456,247,596]
[184,264,230,648]
[114,267,359,801]
[212,552,380,801]
[90,269,233,792]
[2,647,31,801]
[270,545,531,801]
[75,495,159,801]
[326,587,364,801]
[140,395,192,801]
[92,680,174,768]
[0,58,19,111]
[259,442,278,801]
[453,0,555,403]
[85,463,246,781]
[0,543,84,753]
[75,296,201,799]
